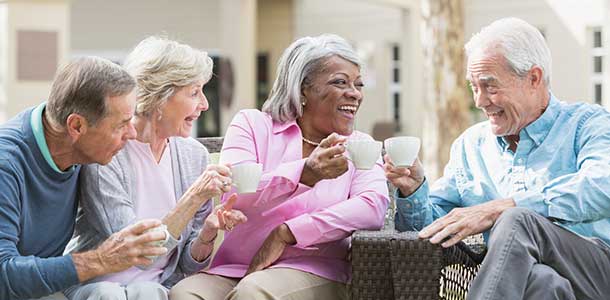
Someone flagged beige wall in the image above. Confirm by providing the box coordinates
[3,0,70,122]
[465,0,606,104]
[71,0,221,57]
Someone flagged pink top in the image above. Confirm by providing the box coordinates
[206,109,389,283]
[95,139,177,284]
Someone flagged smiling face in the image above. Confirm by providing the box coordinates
[157,80,209,138]
[299,56,363,141]
[467,50,546,136]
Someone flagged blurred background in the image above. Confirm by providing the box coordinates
[1,0,609,179]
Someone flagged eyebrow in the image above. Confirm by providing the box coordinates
[467,74,498,84]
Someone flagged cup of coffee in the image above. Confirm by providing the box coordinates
[384,136,421,167]
[144,224,169,259]
[231,163,263,194]
[345,139,383,170]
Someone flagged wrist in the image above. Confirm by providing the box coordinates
[300,160,318,187]
[197,228,217,245]
[275,224,296,245]
[72,250,105,282]
[398,178,425,197]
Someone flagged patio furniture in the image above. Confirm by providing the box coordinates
[196,137,486,300]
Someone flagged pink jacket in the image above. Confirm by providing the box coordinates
[205,109,389,283]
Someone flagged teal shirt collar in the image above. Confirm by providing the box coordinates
[30,103,75,173]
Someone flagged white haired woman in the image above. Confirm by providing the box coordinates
[170,34,390,300]
[63,37,247,300]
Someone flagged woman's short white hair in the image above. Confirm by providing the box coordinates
[465,17,552,87]
[262,34,361,122]
[123,36,214,116]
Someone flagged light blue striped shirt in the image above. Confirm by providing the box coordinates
[395,95,610,245]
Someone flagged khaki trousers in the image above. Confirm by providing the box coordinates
[169,268,347,300]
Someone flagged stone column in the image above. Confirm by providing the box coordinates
[219,0,257,133]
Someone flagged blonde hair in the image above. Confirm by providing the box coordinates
[123,36,214,116]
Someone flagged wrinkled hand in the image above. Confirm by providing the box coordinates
[190,164,233,200]
[383,155,425,196]
[245,224,296,276]
[95,219,168,273]
[203,193,248,232]
[419,198,516,247]
[301,133,349,186]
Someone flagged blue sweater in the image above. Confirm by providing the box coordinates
[0,108,80,299]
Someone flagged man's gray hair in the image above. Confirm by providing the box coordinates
[47,56,135,127]
[123,36,214,117]
[262,34,361,122]
[465,17,552,86]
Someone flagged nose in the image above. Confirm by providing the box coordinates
[198,92,209,112]
[473,89,489,109]
[124,121,137,140]
[346,84,363,101]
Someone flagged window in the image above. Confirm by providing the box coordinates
[594,56,603,73]
[197,56,222,137]
[594,29,603,48]
[256,53,269,109]
[591,27,604,105]
[595,83,602,104]
[390,44,401,131]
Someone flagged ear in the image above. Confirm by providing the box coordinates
[65,113,88,141]
[528,66,544,89]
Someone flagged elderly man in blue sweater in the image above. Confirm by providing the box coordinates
[0,56,168,300]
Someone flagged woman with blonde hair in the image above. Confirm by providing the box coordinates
[64,37,246,300]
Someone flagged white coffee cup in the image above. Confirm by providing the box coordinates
[231,163,263,194]
[144,224,169,259]
[346,139,383,170]
[384,136,421,167]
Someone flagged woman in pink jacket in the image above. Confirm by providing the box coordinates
[170,34,389,300]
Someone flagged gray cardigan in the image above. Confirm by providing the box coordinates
[65,137,212,287]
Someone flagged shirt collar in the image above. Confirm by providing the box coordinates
[272,118,299,134]
[521,93,560,147]
[496,93,560,150]
[30,102,75,173]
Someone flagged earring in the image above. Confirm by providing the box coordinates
[301,101,306,106]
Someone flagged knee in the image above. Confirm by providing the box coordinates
[86,282,126,300]
[126,281,167,300]
[491,207,536,234]
[227,276,270,300]
[169,278,199,300]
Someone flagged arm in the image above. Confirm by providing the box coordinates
[220,111,311,209]
[285,161,390,247]
[392,140,466,232]
[0,165,78,299]
[246,159,389,274]
[513,110,610,222]
[80,147,229,272]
